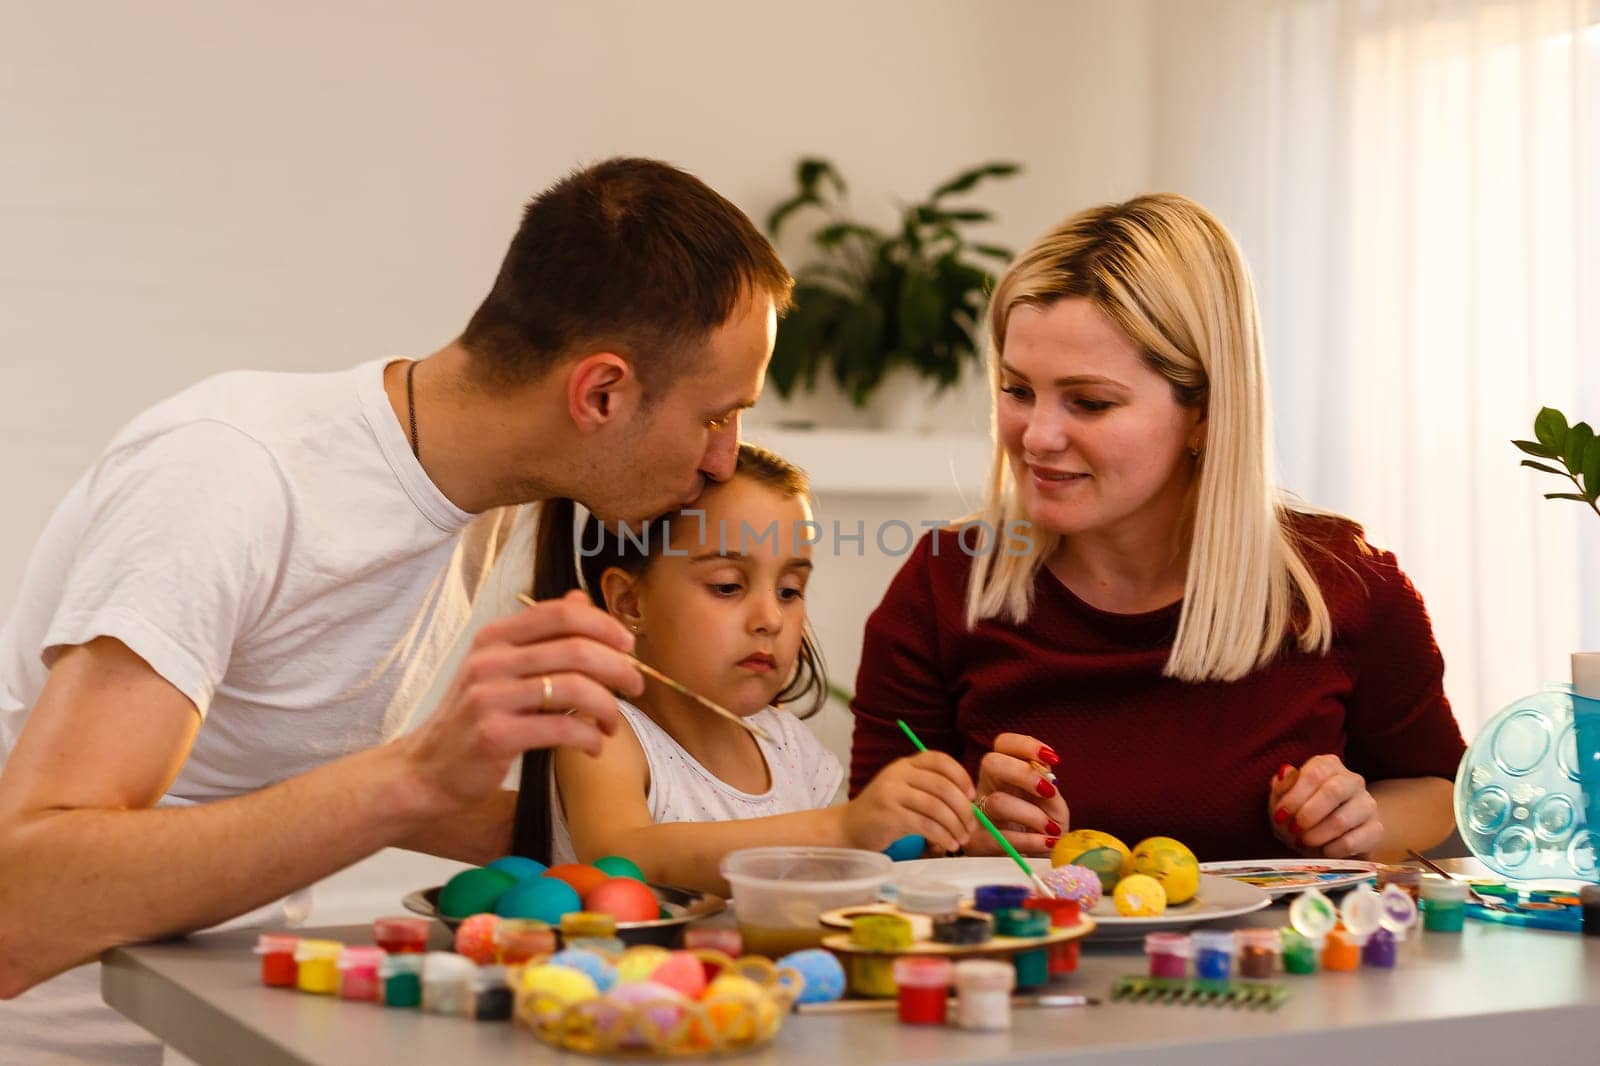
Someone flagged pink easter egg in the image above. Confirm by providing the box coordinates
[453,912,501,964]
[649,950,707,1000]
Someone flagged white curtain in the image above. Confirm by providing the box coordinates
[1152,0,1599,736]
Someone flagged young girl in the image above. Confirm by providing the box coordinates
[513,444,976,894]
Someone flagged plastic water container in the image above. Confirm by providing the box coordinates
[721,847,891,957]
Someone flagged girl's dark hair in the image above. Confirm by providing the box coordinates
[510,443,828,863]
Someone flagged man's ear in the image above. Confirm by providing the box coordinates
[599,566,644,632]
[568,353,640,432]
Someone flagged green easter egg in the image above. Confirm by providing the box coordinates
[438,867,517,919]
[1076,846,1127,893]
[593,855,647,882]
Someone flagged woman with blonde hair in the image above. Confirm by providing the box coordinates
[849,195,1463,862]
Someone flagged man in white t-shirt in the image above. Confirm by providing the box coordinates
[0,156,792,1061]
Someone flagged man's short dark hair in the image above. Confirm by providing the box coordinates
[461,157,793,390]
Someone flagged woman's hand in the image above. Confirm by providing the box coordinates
[965,733,1069,857]
[843,752,978,854]
[1268,755,1383,858]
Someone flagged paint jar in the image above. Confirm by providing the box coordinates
[953,958,1016,1031]
[337,946,384,1002]
[1191,930,1235,980]
[379,952,423,1008]
[292,939,343,995]
[1280,928,1319,974]
[932,914,993,945]
[422,951,477,1015]
[1420,877,1468,933]
[372,916,429,954]
[561,912,624,956]
[973,885,1030,914]
[254,934,299,988]
[1376,866,1422,905]
[849,914,912,998]
[892,956,952,1025]
[1581,885,1600,937]
[1235,928,1281,979]
[1143,932,1190,978]
[1321,927,1362,971]
[1025,895,1082,975]
[472,965,513,1021]
[496,919,557,965]
[995,908,1051,988]
[1362,928,1397,968]
[898,882,962,919]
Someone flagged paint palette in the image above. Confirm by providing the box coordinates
[1111,975,1289,1010]
[1198,859,1377,898]
[1453,685,1600,880]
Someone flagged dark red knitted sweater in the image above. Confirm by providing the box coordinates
[848,514,1466,862]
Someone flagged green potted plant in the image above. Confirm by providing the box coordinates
[765,157,1020,428]
[1514,406,1600,518]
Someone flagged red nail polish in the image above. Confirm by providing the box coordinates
[1036,779,1057,799]
[1037,746,1060,766]
[1044,819,1061,836]
[1277,763,1294,780]
[1044,836,1059,848]
[1273,807,1289,825]
[1289,818,1302,835]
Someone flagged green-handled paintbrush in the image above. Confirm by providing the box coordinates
[896,718,1055,898]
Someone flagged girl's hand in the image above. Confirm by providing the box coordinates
[965,733,1069,858]
[843,752,977,853]
[1268,755,1383,858]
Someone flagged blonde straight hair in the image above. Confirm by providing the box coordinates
[964,194,1332,682]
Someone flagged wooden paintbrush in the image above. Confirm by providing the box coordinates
[515,593,774,743]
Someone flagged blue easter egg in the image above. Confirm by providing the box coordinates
[549,948,618,992]
[777,948,846,1004]
[486,855,548,881]
[882,834,926,862]
[495,876,581,923]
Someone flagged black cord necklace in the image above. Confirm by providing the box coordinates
[405,359,420,460]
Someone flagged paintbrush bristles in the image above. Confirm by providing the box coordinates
[514,592,774,743]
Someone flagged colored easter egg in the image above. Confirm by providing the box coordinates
[453,912,502,964]
[485,855,548,881]
[495,876,582,923]
[776,948,846,1004]
[518,963,600,1021]
[882,834,926,862]
[438,867,516,919]
[595,981,691,1048]
[544,863,610,899]
[1113,874,1168,917]
[549,947,618,992]
[703,973,777,1041]
[593,855,647,882]
[584,877,660,923]
[1051,829,1131,878]
[616,945,673,985]
[649,950,707,1000]
[1128,837,1200,905]
[1075,846,1129,894]
[1037,864,1103,908]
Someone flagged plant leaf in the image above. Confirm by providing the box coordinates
[767,192,819,237]
[1584,437,1600,503]
[1521,460,1567,476]
[929,161,1022,200]
[814,221,880,250]
[1534,406,1569,449]
[796,158,844,198]
[1513,439,1560,459]
[1566,422,1595,473]
[970,242,1014,261]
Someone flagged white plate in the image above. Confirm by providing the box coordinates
[891,857,1271,940]
[1198,859,1378,898]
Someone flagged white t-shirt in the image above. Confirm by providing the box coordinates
[0,358,526,1062]
[550,698,844,866]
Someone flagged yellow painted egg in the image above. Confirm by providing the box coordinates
[616,944,673,985]
[518,963,600,1021]
[1113,874,1168,917]
[703,973,776,1042]
[1050,830,1132,890]
[1129,836,1200,905]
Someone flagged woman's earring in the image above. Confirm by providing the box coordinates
[1188,445,1202,459]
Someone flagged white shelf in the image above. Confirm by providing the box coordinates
[743,427,992,496]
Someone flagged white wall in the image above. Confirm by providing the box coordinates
[1,2,1156,916]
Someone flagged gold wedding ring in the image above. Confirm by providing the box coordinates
[539,674,554,713]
